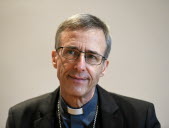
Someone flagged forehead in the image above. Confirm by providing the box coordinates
[59,29,106,54]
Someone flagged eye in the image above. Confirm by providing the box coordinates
[63,48,77,55]
[86,53,98,60]
[67,49,75,55]
[63,48,79,58]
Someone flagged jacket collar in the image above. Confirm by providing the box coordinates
[33,85,125,128]
[33,88,60,128]
[97,85,125,128]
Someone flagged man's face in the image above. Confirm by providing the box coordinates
[52,28,109,99]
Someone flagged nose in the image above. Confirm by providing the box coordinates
[74,53,86,72]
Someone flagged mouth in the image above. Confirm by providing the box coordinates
[67,75,89,84]
[69,75,88,80]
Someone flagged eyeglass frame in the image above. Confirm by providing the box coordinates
[56,46,107,65]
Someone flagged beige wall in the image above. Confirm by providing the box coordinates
[0,0,169,127]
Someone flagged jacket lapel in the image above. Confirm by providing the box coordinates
[33,114,55,128]
[33,88,60,128]
[97,85,125,128]
[33,86,126,128]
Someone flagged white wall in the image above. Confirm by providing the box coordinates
[0,0,169,127]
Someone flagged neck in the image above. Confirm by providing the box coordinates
[60,87,96,108]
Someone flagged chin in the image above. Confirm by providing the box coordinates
[70,87,87,97]
[69,85,95,98]
[60,81,95,97]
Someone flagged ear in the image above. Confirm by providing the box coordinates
[100,60,109,77]
[52,50,58,69]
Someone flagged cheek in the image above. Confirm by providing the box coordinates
[57,61,73,79]
[56,61,66,79]
[88,66,102,82]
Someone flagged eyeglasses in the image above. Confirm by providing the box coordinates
[57,47,106,65]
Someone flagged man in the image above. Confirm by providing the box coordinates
[6,14,160,128]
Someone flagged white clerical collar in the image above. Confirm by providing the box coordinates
[67,106,83,115]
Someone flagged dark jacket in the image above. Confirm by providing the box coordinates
[6,85,160,128]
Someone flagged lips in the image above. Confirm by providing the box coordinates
[68,75,88,80]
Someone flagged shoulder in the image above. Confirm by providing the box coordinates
[97,85,160,127]
[11,92,50,111]
[111,92,153,110]
[97,85,152,109]
[109,92,161,127]
[97,85,155,118]
[6,89,59,128]
[8,88,59,119]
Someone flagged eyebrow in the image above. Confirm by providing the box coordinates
[86,50,100,55]
[65,46,101,55]
[65,46,78,49]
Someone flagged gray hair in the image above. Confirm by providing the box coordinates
[55,14,112,59]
